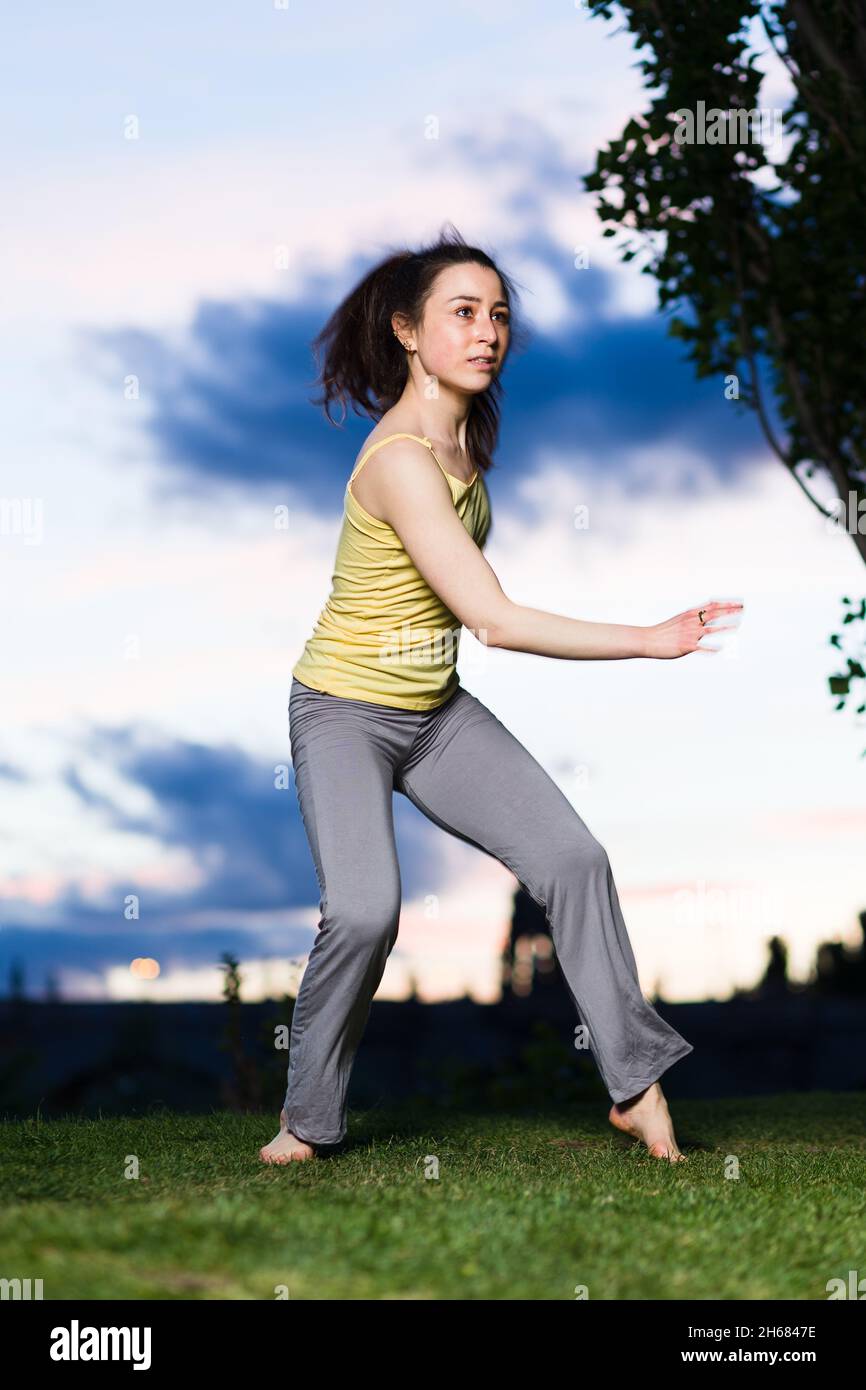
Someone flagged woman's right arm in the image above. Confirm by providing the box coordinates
[372,441,739,661]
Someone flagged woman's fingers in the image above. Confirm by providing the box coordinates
[694,625,736,651]
[700,601,743,616]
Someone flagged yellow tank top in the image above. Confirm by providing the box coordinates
[292,432,492,709]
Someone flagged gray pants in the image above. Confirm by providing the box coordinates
[286,675,693,1144]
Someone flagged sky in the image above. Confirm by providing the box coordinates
[3,1,865,1008]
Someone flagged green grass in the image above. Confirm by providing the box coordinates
[2,1092,865,1299]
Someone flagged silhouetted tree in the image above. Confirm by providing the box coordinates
[812,909,866,996]
[218,951,262,1111]
[583,0,866,746]
[754,934,791,998]
[8,959,25,1003]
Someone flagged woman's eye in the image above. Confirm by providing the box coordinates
[456,305,509,324]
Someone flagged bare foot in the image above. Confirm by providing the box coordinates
[609,1082,687,1163]
[259,1107,317,1164]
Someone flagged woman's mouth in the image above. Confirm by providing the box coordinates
[468,357,495,371]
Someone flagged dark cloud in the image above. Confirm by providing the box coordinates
[60,726,320,914]
[3,725,456,987]
[87,239,765,512]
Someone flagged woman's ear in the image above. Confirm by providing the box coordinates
[391,313,414,351]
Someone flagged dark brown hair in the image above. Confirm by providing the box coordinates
[309,223,527,476]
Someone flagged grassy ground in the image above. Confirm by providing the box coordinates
[2,1091,864,1300]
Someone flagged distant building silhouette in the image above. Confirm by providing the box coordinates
[501,886,558,996]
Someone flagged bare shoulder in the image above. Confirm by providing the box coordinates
[349,430,442,522]
[351,423,427,472]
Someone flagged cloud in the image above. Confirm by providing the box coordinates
[85,239,763,511]
[0,719,471,991]
[58,725,318,913]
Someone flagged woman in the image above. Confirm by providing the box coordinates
[260,228,741,1167]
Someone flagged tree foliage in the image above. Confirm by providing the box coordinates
[583,0,866,561]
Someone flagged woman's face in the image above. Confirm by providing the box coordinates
[401,261,510,393]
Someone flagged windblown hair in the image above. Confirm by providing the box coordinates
[309,223,527,476]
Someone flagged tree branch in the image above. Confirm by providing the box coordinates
[760,8,857,159]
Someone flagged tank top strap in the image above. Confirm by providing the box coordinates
[349,432,450,485]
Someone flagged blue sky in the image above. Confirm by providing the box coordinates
[4,2,865,1005]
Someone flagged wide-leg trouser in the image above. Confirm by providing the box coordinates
[285,675,693,1144]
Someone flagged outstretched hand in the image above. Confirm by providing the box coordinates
[644,601,744,659]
